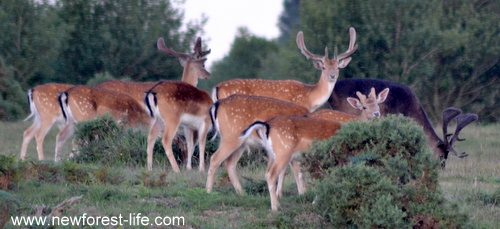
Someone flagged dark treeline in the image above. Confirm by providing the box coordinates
[210,0,499,123]
[1,0,498,123]
[0,0,205,121]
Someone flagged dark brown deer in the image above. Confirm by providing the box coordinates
[328,78,478,167]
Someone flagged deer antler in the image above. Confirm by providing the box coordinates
[296,32,325,61]
[157,38,191,59]
[442,108,462,142]
[447,113,478,158]
[192,37,211,59]
[335,27,358,61]
[442,108,478,158]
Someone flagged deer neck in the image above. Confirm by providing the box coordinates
[181,65,198,87]
[308,73,336,111]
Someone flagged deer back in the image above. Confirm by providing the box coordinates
[212,95,310,137]
[145,81,213,118]
[61,86,150,128]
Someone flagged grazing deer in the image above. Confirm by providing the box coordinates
[96,37,211,170]
[144,81,213,172]
[212,27,357,112]
[237,88,390,211]
[328,78,478,167]
[55,86,151,162]
[20,83,75,161]
[205,95,310,195]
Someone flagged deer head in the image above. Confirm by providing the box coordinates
[157,37,211,85]
[296,27,357,82]
[346,87,390,121]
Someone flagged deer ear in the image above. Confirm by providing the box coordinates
[338,57,352,68]
[347,97,362,110]
[377,88,390,104]
[313,61,324,70]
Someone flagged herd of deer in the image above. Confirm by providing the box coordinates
[19,28,477,211]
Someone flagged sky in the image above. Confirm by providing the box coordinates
[177,0,284,68]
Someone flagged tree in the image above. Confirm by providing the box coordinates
[56,0,206,85]
[0,0,71,88]
[296,0,499,122]
[206,27,279,90]
[277,0,301,44]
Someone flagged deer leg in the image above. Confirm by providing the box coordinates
[21,118,41,160]
[34,118,58,161]
[197,119,210,172]
[224,146,246,195]
[289,158,306,195]
[206,138,242,193]
[161,118,181,173]
[54,121,76,162]
[184,126,195,170]
[146,119,164,171]
[266,151,292,211]
[276,168,287,198]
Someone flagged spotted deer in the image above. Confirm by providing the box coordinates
[143,81,213,172]
[212,27,357,112]
[205,95,310,195]
[96,36,211,170]
[20,83,75,161]
[56,86,151,162]
[237,88,390,211]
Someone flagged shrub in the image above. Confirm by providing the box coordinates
[0,155,21,190]
[314,164,407,228]
[302,115,472,228]
[72,115,182,168]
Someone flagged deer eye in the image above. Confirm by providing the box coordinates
[362,106,367,110]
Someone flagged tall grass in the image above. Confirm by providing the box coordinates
[0,121,498,228]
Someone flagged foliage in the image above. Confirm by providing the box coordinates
[205,27,279,90]
[0,69,28,121]
[0,155,21,190]
[72,115,173,168]
[302,115,473,228]
[0,0,205,120]
[85,71,117,86]
[0,190,19,228]
[294,0,499,122]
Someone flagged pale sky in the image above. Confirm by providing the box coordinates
[177,0,284,68]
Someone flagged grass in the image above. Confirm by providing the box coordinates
[1,120,499,228]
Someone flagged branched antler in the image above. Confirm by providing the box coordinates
[157,37,210,60]
[441,108,478,159]
[296,27,357,62]
[448,113,478,158]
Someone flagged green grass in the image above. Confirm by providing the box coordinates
[1,121,499,228]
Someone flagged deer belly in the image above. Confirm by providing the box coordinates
[180,113,205,129]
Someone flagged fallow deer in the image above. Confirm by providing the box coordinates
[56,86,151,162]
[96,37,211,171]
[205,95,310,195]
[328,78,478,167]
[240,116,342,211]
[237,88,390,210]
[143,81,213,172]
[20,83,75,161]
[211,28,357,112]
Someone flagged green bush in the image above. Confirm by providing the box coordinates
[72,115,183,168]
[302,115,472,228]
[0,77,28,121]
[314,164,406,228]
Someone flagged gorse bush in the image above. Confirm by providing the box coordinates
[72,115,170,167]
[302,115,472,228]
[71,115,217,169]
